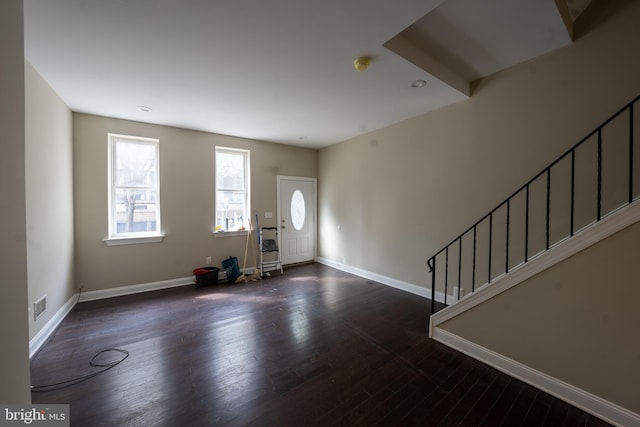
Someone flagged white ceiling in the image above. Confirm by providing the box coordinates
[23,0,572,149]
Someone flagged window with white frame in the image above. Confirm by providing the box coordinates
[108,134,161,240]
[215,147,250,232]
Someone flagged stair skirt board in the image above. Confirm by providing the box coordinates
[430,199,640,333]
[431,328,640,427]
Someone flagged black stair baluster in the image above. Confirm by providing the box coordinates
[429,257,436,315]
[444,247,449,307]
[546,168,551,250]
[506,200,510,274]
[458,237,462,300]
[472,226,477,293]
[571,149,575,236]
[597,128,603,221]
[488,212,493,284]
[427,95,639,316]
[630,103,634,203]
[525,184,530,262]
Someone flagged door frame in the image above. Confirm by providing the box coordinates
[276,175,318,265]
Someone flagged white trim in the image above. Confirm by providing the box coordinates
[78,276,194,302]
[431,328,640,427]
[430,199,640,334]
[104,234,165,246]
[29,293,78,359]
[213,230,248,238]
[107,133,162,240]
[317,256,444,301]
[30,275,214,357]
[215,146,250,232]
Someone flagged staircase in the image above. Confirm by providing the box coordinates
[428,94,639,316]
[425,95,640,426]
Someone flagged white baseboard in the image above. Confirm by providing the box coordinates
[78,266,260,303]
[29,293,78,359]
[315,256,640,426]
[30,275,206,358]
[431,328,640,427]
[78,276,194,302]
[316,256,445,302]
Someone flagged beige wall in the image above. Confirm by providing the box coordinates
[73,114,317,291]
[25,62,75,341]
[0,0,31,403]
[318,1,640,417]
[318,1,640,288]
[440,220,640,414]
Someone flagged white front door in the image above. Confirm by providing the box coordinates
[277,176,316,265]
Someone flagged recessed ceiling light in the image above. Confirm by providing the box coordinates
[137,105,152,112]
[409,79,427,88]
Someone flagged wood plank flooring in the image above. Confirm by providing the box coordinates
[31,263,611,426]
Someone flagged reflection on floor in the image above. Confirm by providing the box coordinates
[31,263,610,426]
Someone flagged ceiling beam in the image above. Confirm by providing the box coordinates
[384,34,471,98]
[573,0,624,40]
[556,0,630,42]
[554,0,575,41]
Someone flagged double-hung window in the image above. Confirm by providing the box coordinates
[215,147,250,232]
[107,133,162,244]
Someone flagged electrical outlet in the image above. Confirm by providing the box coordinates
[206,257,212,265]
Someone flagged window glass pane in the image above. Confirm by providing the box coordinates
[291,190,305,230]
[214,147,249,233]
[114,189,158,233]
[115,141,157,187]
[109,134,161,239]
[216,152,244,190]
[215,189,247,231]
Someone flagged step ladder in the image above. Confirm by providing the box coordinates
[259,227,283,276]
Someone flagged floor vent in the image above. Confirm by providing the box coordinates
[34,296,47,321]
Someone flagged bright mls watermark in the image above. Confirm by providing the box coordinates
[1,405,69,426]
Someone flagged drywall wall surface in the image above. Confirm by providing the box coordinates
[0,0,31,403]
[439,220,640,414]
[25,61,75,341]
[73,114,317,291]
[318,1,640,289]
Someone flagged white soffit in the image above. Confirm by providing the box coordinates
[394,0,573,84]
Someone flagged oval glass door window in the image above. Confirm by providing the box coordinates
[290,190,305,231]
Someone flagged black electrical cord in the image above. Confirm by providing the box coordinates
[31,348,129,392]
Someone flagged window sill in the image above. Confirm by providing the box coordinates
[213,230,248,238]
[104,234,165,246]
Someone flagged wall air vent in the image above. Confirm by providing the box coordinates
[34,295,47,321]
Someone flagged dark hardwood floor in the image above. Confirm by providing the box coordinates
[31,263,610,426]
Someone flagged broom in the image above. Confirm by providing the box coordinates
[235,221,251,284]
[248,219,261,281]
